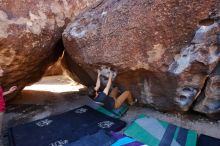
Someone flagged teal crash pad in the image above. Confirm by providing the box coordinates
[88,98,129,118]
[124,114,197,146]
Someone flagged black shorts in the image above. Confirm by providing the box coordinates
[95,92,115,110]
[103,96,115,110]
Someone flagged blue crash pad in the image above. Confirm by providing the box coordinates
[8,105,126,146]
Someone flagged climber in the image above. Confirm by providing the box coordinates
[88,69,136,110]
[0,66,17,143]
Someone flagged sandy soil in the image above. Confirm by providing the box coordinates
[2,75,220,145]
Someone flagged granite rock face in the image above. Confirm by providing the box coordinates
[63,0,220,113]
[44,57,63,76]
[0,0,99,98]
[194,62,220,119]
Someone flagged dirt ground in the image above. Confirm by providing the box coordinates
[3,75,220,145]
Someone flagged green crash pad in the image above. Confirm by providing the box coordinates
[88,98,129,118]
[124,114,197,146]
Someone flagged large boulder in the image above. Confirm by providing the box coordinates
[63,0,220,112]
[194,62,220,119]
[0,0,99,98]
